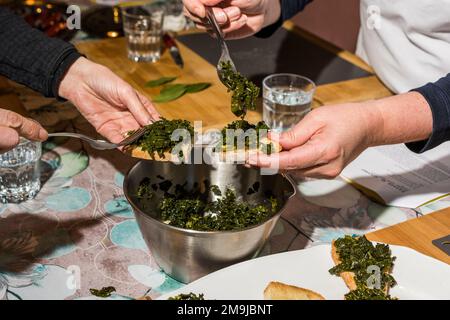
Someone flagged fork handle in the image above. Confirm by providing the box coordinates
[48,132,94,140]
[48,132,116,150]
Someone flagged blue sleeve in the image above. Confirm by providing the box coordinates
[407,74,450,153]
[255,0,313,38]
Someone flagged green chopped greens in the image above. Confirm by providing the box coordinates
[129,118,194,159]
[344,287,397,300]
[89,286,116,298]
[220,61,260,118]
[136,178,279,231]
[219,119,273,154]
[328,235,397,300]
[168,293,205,300]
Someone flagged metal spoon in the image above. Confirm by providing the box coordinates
[205,6,237,88]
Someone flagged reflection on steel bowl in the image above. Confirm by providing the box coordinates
[123,150,296,283]
[11,0,77,40]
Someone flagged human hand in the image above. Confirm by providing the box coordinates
[247,92,433,178]
[247,103,382,178]
[0,108,48,153]
[58,57,160,143]
[182,0,281,39]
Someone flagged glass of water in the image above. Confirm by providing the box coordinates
[121,4,165,62]
[0,139,41,203]
[263,74,316,132]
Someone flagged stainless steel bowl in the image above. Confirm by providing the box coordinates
[123,153,296,283]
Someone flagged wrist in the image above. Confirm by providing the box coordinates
[262,0,281,28]
[357,100,384,148]
[369,92,433,146]
[58,57,90,100]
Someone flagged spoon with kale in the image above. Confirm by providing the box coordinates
[205,7,259,119]
[124,118,194,161]
[220,61,260,118]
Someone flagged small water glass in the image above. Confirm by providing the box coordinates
[263,74,316,132]
[122,4,165,62]
[0,139,41,203]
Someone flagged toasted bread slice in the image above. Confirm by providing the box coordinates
[264,281,325,300]
[331,240,357,291]
[331,240,390,294]
[219,138,282,162]
[125,146,173,161]
[125,144,192,162]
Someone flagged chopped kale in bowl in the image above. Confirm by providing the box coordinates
[136,177,279,232]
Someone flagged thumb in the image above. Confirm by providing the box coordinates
[269,117,319,150]
[0,109,48,142]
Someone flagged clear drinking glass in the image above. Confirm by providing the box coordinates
[263,74,316,132]
[121,4,165,62]
[0,139,41,203]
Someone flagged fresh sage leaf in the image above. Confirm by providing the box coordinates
[145,76,177,88]
[185,82,211,93]
[153,85,187,103]
[160,84,187,95]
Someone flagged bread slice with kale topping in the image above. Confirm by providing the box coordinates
[330,236,396,298]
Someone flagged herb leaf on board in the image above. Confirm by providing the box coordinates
[185,82,211,93]
[153,84,187,103]
[145,76,177,88]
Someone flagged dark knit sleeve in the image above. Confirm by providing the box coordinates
[407,74,450,153]
[0,7,82,97]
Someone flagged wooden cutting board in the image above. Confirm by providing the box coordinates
[367,208,450,265]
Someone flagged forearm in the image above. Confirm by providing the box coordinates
[367,92,433,147]
[0,7,81,97]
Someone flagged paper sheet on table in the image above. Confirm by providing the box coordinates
[341,142,450,208]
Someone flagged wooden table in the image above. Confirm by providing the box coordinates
[0,23,447,266]
[367,208,450,265]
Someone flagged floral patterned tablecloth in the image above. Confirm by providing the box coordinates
[1,87,450,301]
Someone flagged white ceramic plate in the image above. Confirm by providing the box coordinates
[158,244,450,300]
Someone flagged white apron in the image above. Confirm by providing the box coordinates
[357,0,450,93]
